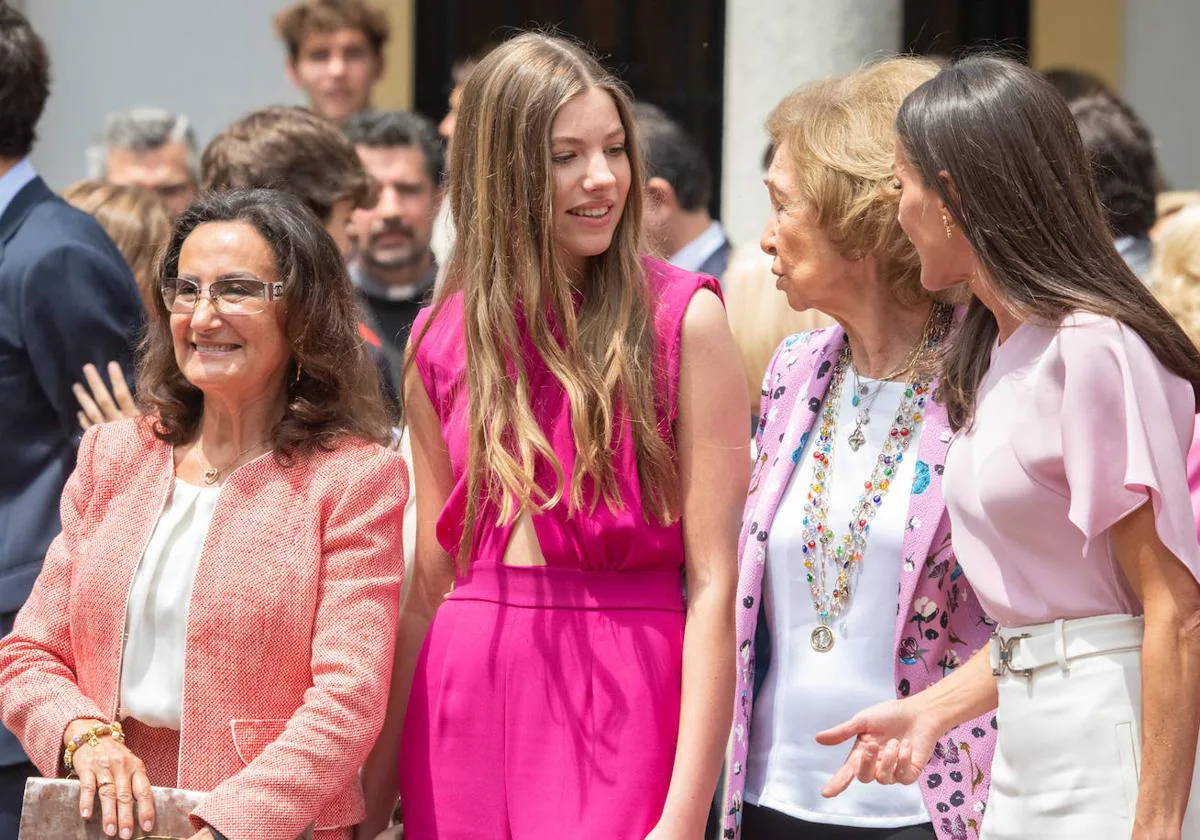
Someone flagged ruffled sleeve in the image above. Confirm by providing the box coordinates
[1057,314,1200,574]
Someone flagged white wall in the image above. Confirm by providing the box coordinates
[720,0,902,249]
[28,0,304,191]
[1124,0,1200,190]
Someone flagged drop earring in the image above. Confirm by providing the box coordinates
[941,210,954,240]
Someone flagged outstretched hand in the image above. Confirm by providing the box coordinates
[815,697,942,798]
[74,361,139,430]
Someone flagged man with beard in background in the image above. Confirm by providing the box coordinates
[343,111,442,383]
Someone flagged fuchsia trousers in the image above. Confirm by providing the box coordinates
[399,564,686,839]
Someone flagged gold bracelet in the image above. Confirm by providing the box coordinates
[63,721,124,771]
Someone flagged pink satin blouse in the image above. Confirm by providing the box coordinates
[944,312,1200,628]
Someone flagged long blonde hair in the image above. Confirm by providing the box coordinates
[413,32,675,564]
[1152,204,1200,347]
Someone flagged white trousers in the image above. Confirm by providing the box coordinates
[982,614,1200,839]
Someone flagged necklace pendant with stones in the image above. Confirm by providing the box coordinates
[847,425,867,452]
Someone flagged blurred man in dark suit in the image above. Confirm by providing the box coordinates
[0,6,142,836]
[635,102,732,284]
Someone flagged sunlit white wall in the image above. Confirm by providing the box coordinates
[28,0,303,191]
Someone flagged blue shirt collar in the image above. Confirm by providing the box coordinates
[669,220,727,273]
[0,159,37,221]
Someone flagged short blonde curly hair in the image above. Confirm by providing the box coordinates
[1152,204,1200,347]
[766,56,939,305]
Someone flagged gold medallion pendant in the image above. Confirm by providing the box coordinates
[811,624,835,652]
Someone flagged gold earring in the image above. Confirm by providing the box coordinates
[941,211,954,240]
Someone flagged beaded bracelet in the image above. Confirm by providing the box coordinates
[63,721,124,771]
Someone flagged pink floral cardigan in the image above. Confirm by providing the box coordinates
[721,326,997,840]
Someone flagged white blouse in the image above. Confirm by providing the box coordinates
[745,375,929,828]
[119,478,220,730]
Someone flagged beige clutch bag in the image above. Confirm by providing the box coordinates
[19,777,313,839]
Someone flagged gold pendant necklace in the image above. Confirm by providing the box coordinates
[811,624,835,652]
[201,440,269,485]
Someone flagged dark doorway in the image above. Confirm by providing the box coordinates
[903,0,1031,61]
[414,0,727,217]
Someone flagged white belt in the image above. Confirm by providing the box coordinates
[989,613,1144,678]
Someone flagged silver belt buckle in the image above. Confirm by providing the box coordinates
[991,631,1034,678]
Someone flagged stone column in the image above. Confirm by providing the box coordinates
[720,0,903,249]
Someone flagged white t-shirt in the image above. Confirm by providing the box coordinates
[744,375,929,828]
[119,478,219,730]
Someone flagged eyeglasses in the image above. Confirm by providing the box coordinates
[161,276,286,315]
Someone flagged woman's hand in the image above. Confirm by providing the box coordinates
[73,361,139,430]
[815,697,943,797]
[67,719,155,838]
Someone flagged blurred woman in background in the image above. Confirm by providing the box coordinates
[63,179,170,429]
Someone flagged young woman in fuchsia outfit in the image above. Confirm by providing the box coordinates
[358,32,749,840]
[823,55,1200,839]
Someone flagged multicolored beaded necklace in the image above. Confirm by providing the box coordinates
[800,347,930,653]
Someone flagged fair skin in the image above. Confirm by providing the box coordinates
[73,201,354,429]
[820,141,1200,840]
[358,88,747,840]
[105,144,197,218]
[762,144,932,378]
[65,221,289,840]
[438,84,462,141]
[643,175,714,260]
[351,144,443,287]
[550,87,632,277]
[287,28,382,123]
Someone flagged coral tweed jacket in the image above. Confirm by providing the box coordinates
[0,418,407,840]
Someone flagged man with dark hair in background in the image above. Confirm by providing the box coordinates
[275,0,390,123]
[1043,66,1114,104]
[343,111,443,369]
[0,7,142,834]
[635,102,732,282]
[1046,68,1161,281]
[201,105,371,254]
[1069,90,1161,280]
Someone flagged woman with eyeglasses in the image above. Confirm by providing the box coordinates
[0,188,406,840]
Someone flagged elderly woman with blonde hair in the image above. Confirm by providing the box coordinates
[722,57,995,840]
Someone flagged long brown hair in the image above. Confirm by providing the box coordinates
[896,55,1200,429]
[409,32,675,564]
[140,188,390,460]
